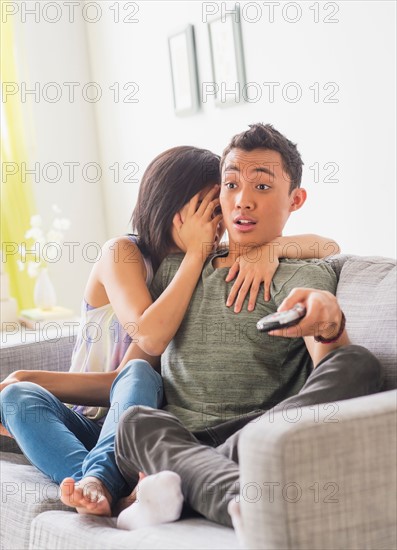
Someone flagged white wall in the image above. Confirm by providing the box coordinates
[11,4,107,311]
[8,1,395,315]
[86,0,396,258]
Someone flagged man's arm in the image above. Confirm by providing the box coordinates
[304,330,351,369]
[268,287,351,368]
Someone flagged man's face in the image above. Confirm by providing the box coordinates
[220,148,306,248]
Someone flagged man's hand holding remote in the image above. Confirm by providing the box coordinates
[268,288,350,368]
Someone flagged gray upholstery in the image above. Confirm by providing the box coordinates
[325,253,352,278]
[0,452,70,550]
[333,255,396,390]
[0,336,76,379]
[0,336,75,455]
[0,254,396,550]
[29,512,238,550]
[239,389,397,550]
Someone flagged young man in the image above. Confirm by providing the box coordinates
[114,124,382,532]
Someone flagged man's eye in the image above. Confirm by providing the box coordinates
[257,184,270,190]
[224,182,237,189]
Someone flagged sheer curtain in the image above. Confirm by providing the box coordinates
[1,18,36,309]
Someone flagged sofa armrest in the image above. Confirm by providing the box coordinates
[0,335,76,379]
[0,335,76,453]
[238,390,397,550]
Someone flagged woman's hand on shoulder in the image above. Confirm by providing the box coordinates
[224,233,341,313]
[225,244,279,313]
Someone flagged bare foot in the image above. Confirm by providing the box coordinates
[60,476,112,516]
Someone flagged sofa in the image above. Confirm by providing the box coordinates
[1,254,396,550]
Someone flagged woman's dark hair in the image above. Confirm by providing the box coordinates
[131,146,220,271]
[220,123,303,192]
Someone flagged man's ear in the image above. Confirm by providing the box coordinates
[289,188,307,212]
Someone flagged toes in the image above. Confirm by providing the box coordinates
[60,478,111,516]
[60,477,76,499]
[82,483,99,502]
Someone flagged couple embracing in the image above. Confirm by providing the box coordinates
[0,124,382,539]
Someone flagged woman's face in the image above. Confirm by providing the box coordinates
[170,185,225,254]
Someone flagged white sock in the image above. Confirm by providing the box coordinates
[228,498,246,548]
[117,471,183,530]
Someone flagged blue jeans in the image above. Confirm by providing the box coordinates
[0,360,163,503]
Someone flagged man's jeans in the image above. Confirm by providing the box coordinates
[115,345,383,527]
[1,360,163,502]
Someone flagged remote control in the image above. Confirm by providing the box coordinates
[256,304,306,333]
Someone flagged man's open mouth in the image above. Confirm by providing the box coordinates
[233,216,257,231]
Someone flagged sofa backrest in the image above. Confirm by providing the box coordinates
[327,254,397,391]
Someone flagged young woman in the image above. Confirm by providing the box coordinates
[0,146,339,517]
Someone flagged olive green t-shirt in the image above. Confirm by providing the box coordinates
[150,253,337,432]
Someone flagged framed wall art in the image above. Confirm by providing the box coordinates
[208,4,246,107]
[168,25,200,116]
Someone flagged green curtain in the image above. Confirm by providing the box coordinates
[1,18,36,309]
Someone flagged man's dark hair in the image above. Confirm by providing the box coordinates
[220,123,303,192]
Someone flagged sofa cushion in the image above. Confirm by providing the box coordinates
[0,452,70,550]
[0,452,238,550]
[334,255,396,390]
[239,389,397,550]
[29,511,239,550]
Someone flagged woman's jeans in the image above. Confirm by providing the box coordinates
[0,360,163,503]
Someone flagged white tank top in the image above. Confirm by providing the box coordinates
[67,235,153,422]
